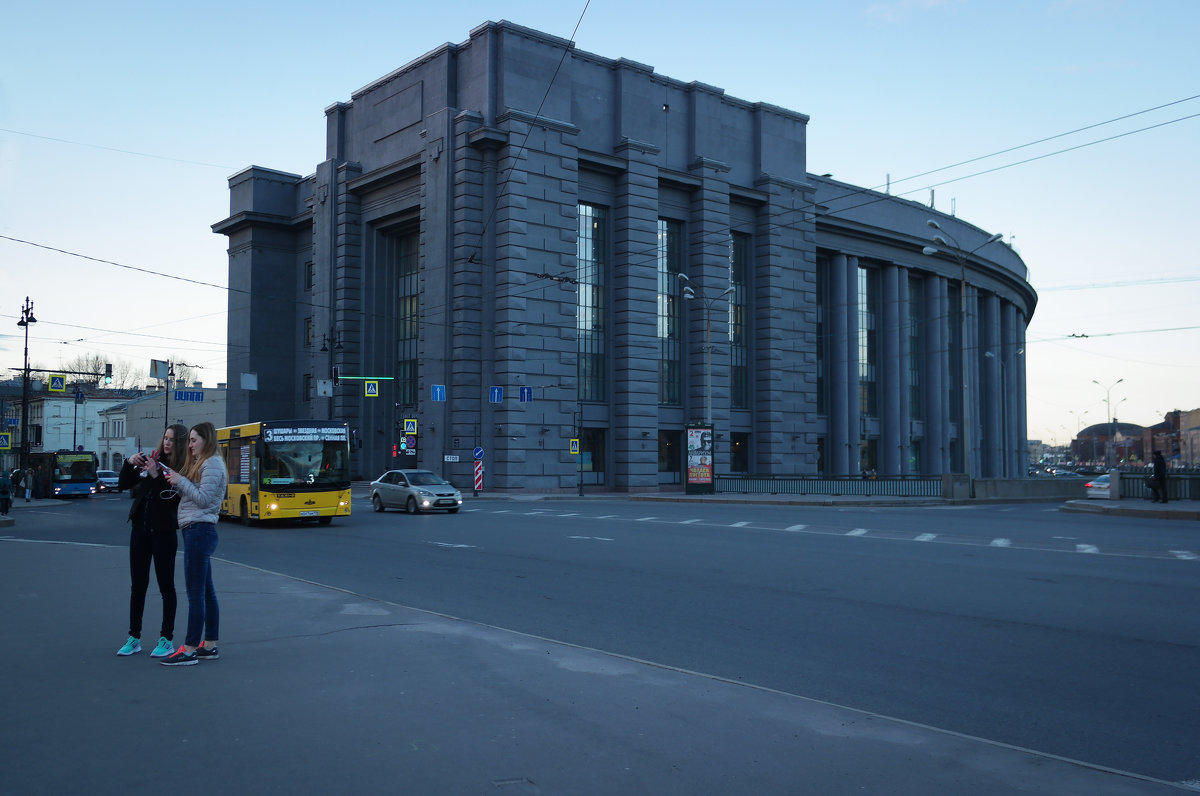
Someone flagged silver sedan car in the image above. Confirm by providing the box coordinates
[370,469,463,514]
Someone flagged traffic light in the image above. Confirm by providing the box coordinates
[104,363,113,385]
[332,366,340,386]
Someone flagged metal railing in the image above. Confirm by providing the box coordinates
[716,474,943,498]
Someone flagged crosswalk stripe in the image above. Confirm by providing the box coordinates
[1076,544,1100,554]
[846,528,868,536]
[990,538,1012,547]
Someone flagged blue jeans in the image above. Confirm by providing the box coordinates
[181,523,219,648]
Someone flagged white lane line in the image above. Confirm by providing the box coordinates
[1076,544,1100,554]
[681,519,702,524]
[557,513,579,517]
[915,533,937,542]
[1170,550,1198,560]
[785,524,808,532]
[846,528,868,536]
[424,541,476,549]
[568,536,614,542]
[732,521,750,527]
[636,517,657,522]
[990,538,1012,547]
[595,515,617,519]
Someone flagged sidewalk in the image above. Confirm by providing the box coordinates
[0,537,1185,794]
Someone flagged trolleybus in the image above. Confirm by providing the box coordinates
[218,420,351,525]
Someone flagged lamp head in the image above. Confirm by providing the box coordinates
[926,219,942,230]
[933,235,948,246]
[921,246,939,256]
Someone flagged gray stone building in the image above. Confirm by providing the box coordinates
[214,20,1034,490]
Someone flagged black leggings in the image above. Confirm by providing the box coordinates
[129,524,178,640]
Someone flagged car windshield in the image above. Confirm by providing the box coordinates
[407,471,447,486]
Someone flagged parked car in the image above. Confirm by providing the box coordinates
[370,469,462,514]
[96,469,121,493]
[1085,474,1110,499]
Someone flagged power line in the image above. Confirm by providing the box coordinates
[0,127,236,170]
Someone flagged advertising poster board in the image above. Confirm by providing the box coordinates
[685,424,715,495]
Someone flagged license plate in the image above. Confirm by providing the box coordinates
[299,510,319,517]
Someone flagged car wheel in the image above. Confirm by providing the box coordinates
[448,507,460,514]
[406,496,420,515]
[372,493,385,512]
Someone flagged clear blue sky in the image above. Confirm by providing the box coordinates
[3,0,1197,450]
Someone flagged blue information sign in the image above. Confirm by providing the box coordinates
[489,386,503,403]
[473,447,485,460]
[173,390,204,402]
[519,386,532,403]
[431,384,446,402]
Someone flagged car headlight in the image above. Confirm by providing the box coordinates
[418,489,434,497]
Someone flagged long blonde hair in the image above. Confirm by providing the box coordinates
[180,422,222,482]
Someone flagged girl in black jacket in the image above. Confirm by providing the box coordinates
[115,424,189,658]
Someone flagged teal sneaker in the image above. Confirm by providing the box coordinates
[117,636,141,656]
[150,637,175,658]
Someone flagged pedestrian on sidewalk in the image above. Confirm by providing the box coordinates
[160,422,228,667]
[115,424,188,659]
[0,469,12,515]
[1150,450,1169,504]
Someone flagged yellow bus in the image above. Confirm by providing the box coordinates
[218,420,352,525]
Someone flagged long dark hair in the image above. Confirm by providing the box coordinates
[158,423,189,473]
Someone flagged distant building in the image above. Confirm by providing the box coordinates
[215,20,1035,489]
[97,383,228,469]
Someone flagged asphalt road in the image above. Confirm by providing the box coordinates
[11,494,1200,787]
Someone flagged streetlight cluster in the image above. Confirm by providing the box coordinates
[677,273,733,427]
[17,297,38,470]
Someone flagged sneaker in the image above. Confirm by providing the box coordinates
[150,637,175,658]
[159,647,198,666]
[195,645,220,661]
[117,636,142,656]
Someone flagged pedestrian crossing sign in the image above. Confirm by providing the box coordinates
[49,375,66,392]
[404,419,417,434]
[570,439,580,455]
[364,380,379,397]
[0,432,10,450]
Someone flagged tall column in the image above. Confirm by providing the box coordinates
[881,264,902,475]
[980,292,1002,478]
[1001,301,1021,478]
[845,256,861,476]
[613,138,661,490]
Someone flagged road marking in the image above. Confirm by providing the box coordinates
[568,536,614,542]
[846,528,868,536]
[785,524,808,532]
[990,538,1012,547]
[681,519,702,524]
[423,541,476,549]
[595,515,617,519]
[915,533,937,542]
[732,521,750,527]
[635,517,657,522]
[1076,544,1100,554]
[557,513,579,517]
[1170,550,1198,560]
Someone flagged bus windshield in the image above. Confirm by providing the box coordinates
[55,454,98,483]
[260,438,350,490]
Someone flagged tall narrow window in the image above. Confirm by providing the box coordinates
[908,276,923,420]
[385,227,419,407]
[858,266,878,417]
[816,255,829,415]
[657,219,683,405]
[577,204,607,403]
[729,233,750,409]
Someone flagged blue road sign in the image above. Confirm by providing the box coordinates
[173,390,204,402]
[5,418,17,426]
[473,447,485,460]
[0,432,10,450]
[519,386,532,403]
[404,419,417,434]
[489,386,503,403]
[431,384,446,402]
[49,375,66,392]
[365,381,379,397]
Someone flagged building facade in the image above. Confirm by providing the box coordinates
[215,21,1035,489]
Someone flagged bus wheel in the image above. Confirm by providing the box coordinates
[406,496,420,515]
[317,516,332,525]
[239,499,254,526]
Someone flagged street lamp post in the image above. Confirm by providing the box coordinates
[678,274,733,426]
[16,297,38,471]
[1092,378,1124,469]
[923,224,1003,488]
[1068,409,1088,463]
